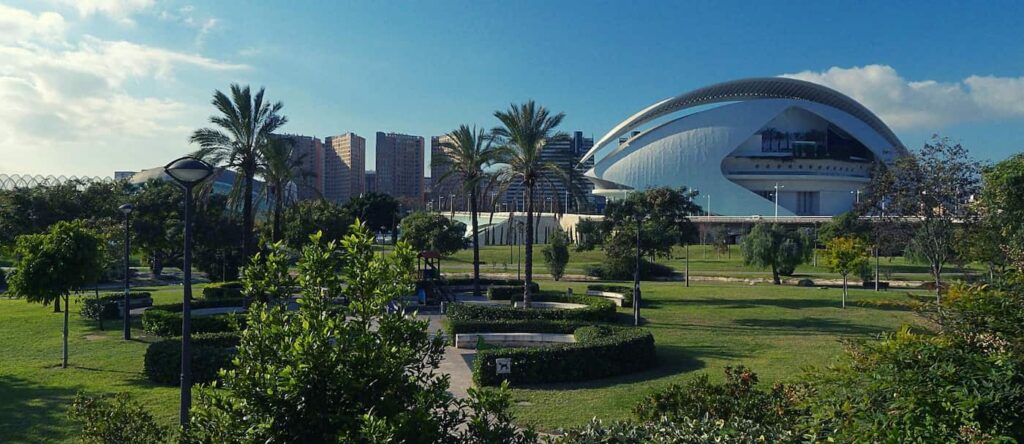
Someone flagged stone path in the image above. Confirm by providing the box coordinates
[417,294,484,399]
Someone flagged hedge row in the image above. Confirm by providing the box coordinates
[79,292,152,321]
[442,319,590,345]
[202,281,244,299]
[585,284,634,308]
[445,278,529,287]
[485,283,541,300]
[141,298,247,337]
[473,325,656,386]
[143,332,240,385]
[447,293,616,323]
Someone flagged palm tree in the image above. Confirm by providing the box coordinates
[259,137,314,242]
[492,100,568,306]
[434,125,500,297]
[190,84,287,259]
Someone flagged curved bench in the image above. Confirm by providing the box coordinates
[585,290,626,307]
[512,301,587,310]
[454,332,575,349]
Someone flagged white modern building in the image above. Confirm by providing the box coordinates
[581,77,907,216]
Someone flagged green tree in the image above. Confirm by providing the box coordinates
[260,136,313,242]
[542,228,570,280]
[492,100,568,306]
[129,180,182,277]
[190,84,288,260]
[186,223,534,443]
[341,192,400,234]
[597,187,700,280]
[979,153,1024,273]
[281,200,354,249]
[70,393,168,444]
[740,223,812,285]
[7,220,105,368]
[241,241,295,304]
[823,236,869,308]
[398,211,466,256]
[433,125,501,296]
[192,194,245,282]
[574,218,604,251]
[818,211,870,244]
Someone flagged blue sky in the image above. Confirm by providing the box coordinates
[2,0,1023,177]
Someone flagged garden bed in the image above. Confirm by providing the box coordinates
[447,292,616,322]
[141,298,248,337]
[143,332,240,385]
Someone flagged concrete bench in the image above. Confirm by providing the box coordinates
[512,301,586,309]
[586,290,626,307]
[454,332,576,349]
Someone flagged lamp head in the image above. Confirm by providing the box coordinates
[163,156,214,186]
[118,203,134,215]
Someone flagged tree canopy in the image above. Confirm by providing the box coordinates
[740,223,813,284]
[398,211,466,256]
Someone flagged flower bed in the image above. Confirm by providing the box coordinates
[141,298,247,337]
[473,323,655,386]
[447,292,616,323]
[143,332,240,385]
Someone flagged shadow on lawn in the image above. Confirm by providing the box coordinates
[650,297,857,311]
[732,317,888,336]
[0,375,81,442]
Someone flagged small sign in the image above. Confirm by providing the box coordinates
[495,358,511,374]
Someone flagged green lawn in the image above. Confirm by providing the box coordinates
[0,276,931,441]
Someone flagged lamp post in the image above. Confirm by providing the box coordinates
[633,214,648,326]
[851,189,862,205]
[163,156,214,431]
[705,195,711,220]
[774,183,785,219]
[118,203,133,340]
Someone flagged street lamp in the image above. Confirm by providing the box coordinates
[851,189,862,205]
[773,183,785,219]
[118,203,133,341]
[163,156,214,431]
[633,214,649,326]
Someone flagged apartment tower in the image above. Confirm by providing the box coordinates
[323,132,366,204]
[375,132,424,207]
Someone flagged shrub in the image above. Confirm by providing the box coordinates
[141,298,246,337]
[473,325,655,386]
[79,292,152,321]
[448,293,616,323]
[542,228,570,280]
[446,278,528,288]
[443,319,590,345]
[69,392,169,444]
[202,281,243,299]
[144,332,240,385]
[585,284,634,308]
[0,268,6,292]
[588,258,675,280]
[552,416,794,444]
[796,278,815,287]
[485,284,540,300]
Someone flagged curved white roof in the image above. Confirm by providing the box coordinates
[582,77,905,163]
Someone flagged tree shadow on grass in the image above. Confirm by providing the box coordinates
[732,317,888,336]
[655,297,854,310]
[0,375,81,443]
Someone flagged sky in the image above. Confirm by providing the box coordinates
[2,0,1024,178]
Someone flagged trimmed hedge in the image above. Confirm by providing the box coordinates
[447,292,616,323]
[446,278,530,288]
[79,292,152,321]
[585,284,634,308]
[442,319,590,345]
[202,281,243,299]
[141,298,247,337]
[144,332,240,385]
[474,325,656,386]
[485,284,541,300]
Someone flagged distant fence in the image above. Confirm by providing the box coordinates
[0,174,113,190]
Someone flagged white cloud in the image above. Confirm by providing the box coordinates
[58,0,155,24]
[0,4,65,43]
[0,4,247,176]
[157,4,220,47]
[782,65,1024,129]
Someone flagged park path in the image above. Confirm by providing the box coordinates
[417,293,484,399]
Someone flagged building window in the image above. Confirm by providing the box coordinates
[796,191,819,215]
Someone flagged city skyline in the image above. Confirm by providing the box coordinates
[2,1,1024,177]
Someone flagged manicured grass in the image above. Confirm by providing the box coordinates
[0,286,192,443]
[504,279,932,431]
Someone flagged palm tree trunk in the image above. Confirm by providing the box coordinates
[242,169,255,259]
[524,181,534,307]
[470,189,481,297]
[62,294,69,368]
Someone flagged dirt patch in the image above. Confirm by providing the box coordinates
[83,334,107,341]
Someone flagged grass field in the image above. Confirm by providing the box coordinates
[0,246,939,441]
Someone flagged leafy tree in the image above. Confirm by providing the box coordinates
[979,153,1024,273]
[281,200,354,249]
[191,84,288,260]
[574,218,604,251]
[823,237,869,308]
[241,241,295,304]
[186,223,534,443]
[260,136,313,242]
[0,181,126,247]
[491,100,569,306]
[129,180,182,277]
[7,220,105,368]
[865,136,981,299]
[398,211,466,256]
[818,211,869,244]
[192,194,245,282]
[740,223,812,284]
[542,228,570,280]
[433,125,501,296]
[70,393,168,444]
[341,192,400,234]
[710,225,730,258]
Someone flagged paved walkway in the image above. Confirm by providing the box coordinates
[417,292,486,399]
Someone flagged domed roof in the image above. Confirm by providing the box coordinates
[581,77,905,162]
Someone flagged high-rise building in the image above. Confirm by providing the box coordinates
[323,132,365,204]
[429,135,466,209]
[276,134,324,201]
[375,132,424,207]
[502,130,599,213]
[365,171,377,194]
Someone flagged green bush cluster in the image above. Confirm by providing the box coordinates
[484,283,540,300]
[143,332,240,385]
[202,281,244,299]
[141,298,246,337]
[473,325,655,386]
[443,319,588,345]
[447,293,616,323]
[445,278,528,287]
[78,291,152,321]
[69,392,169,443]
[585,284,634,308]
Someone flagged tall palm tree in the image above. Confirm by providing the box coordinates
[492,100,568,306]
[434,125,500,297]
[259,137,313,242]
[190,84,287,259]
